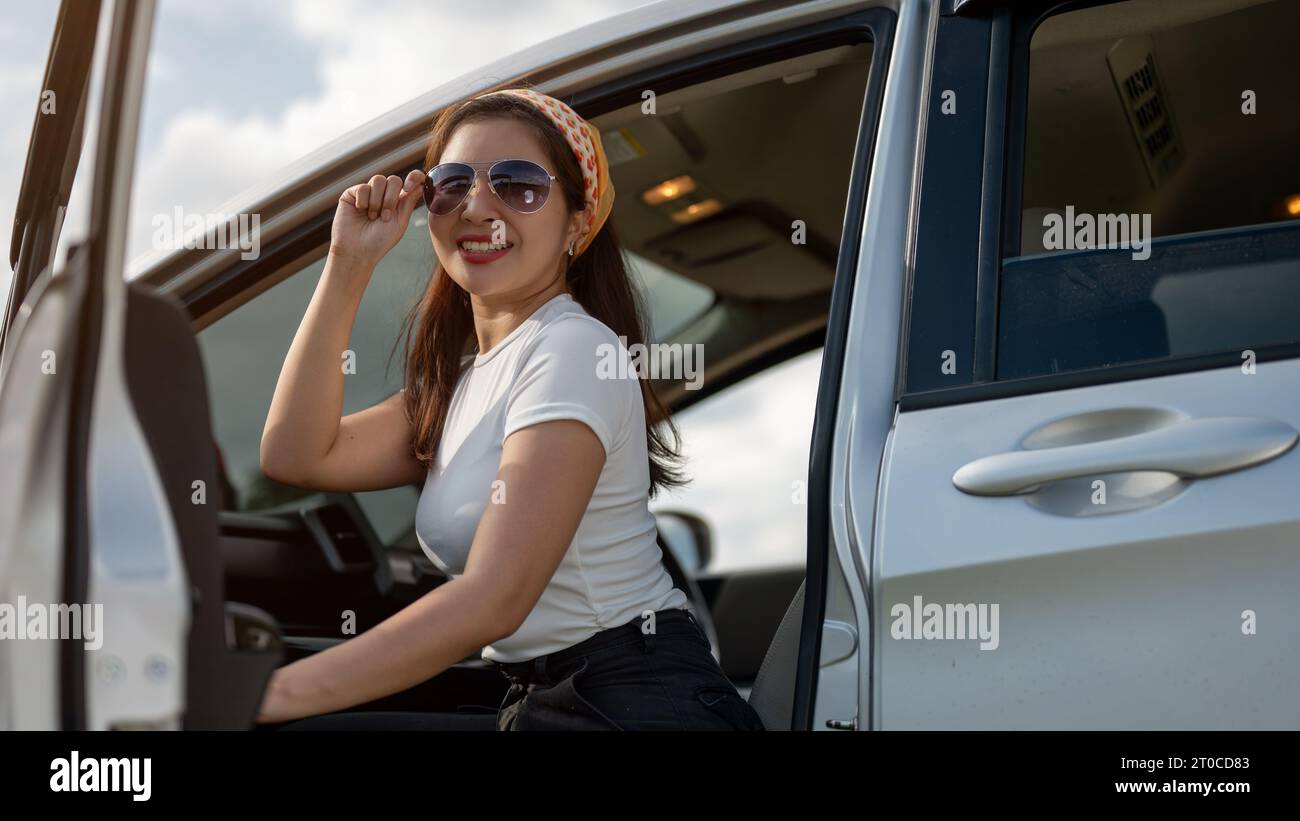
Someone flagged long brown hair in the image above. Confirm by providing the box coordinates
[400,88,685,494]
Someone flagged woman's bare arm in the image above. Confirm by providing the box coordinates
[259,170,426,491]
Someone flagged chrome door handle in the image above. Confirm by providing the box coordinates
[953,416,1297,496]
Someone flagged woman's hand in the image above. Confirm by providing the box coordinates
[329,169,426,270]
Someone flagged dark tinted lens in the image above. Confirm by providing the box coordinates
[489,160,551,213]
[424,163,474,215]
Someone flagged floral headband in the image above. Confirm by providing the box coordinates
[469,88,614,259]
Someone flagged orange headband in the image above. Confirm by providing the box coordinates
[469,88,614,259]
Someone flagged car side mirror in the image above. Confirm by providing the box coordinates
[653,509,714,575]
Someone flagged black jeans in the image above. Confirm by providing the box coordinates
[278,608,764,731]
[493,608,765,731]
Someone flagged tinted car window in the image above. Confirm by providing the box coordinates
[999,0,1300,380]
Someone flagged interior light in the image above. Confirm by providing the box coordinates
[642,175,697,206]
[669,198,722,224]
[1286,194,1300,217]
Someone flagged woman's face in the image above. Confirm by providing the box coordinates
[429,117,584,302]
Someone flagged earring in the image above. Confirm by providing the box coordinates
[568,240,575,257]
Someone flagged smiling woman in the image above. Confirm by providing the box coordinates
[254,87,764,730]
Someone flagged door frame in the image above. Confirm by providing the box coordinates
[811,0,931,731]
[0,0,159,729]
[64,0,160,729]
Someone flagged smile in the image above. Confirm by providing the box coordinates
[457,239,514,265]
[458,240,512,252]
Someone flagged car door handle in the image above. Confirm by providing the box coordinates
[953,416,1297,496]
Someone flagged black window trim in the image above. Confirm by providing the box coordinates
[900,0,1300,412]
[896,11,992,397]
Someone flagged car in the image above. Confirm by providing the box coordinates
[2,0,1298,732]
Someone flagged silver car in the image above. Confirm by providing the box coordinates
[2,0,1297,731]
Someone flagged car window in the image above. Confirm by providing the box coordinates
[198,212,432,545]
[651,348,821,574]
[628,252,714,342]
[999,0,1300,380]
[2,3,105,318]
[595,41,871,570]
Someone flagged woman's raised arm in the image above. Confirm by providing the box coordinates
[259,170,427,492]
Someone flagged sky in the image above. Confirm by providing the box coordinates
[2,0,817,573]
[0,2,60,287]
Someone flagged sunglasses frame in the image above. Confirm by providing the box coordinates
[423,158,558,216]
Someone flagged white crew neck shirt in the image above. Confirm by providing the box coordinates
[414,292,688,663]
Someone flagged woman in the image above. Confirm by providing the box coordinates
[256,87,765,730]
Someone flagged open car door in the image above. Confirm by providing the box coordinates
[1,0,119,731]
[0,0,279,731]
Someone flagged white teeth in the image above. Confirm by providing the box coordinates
[459,241,510,252]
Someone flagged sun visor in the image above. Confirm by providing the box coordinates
[642,204,836,299]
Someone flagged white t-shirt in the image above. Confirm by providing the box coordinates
[414,292,688,663]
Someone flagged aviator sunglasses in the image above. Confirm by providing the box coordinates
[422,159,557,216]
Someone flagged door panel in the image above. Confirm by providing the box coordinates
[0,267,81,729]
[881,0,1300,731]
[123,282,281,729]
[5,0,229,730]
[876,360,1300,729]
[77,0,198,731]
[0,0,117,730]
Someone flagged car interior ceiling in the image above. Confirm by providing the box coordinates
[1021,0,1299,254]
[591,43,872,404]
